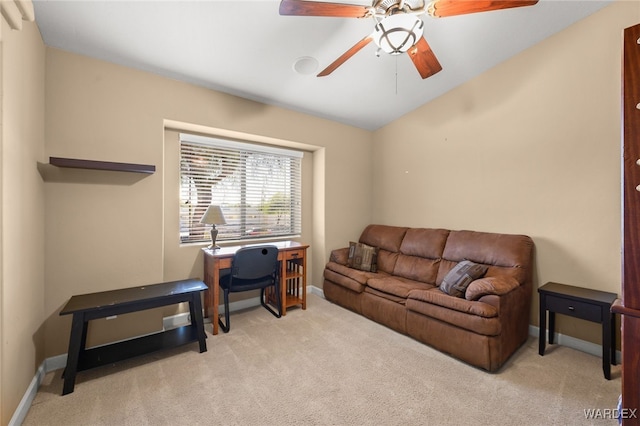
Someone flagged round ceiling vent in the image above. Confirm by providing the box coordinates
[293,56,319,75]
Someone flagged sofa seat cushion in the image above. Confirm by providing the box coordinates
[367,276,435,299]
[364,286,407,304]
[406,288,501,336]
[323,269,366,293]
[324,262,387,293]
[408,288,498,316]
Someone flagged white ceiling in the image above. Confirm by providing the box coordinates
[33,0,612,130]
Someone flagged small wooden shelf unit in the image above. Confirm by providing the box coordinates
[281,248,306,310]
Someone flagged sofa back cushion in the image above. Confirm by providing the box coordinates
[393,228,449,284]
[436,230,534,286]
[359,225,408,274]
[359,224,408,251]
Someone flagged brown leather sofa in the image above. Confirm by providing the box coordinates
[323,224,535,371]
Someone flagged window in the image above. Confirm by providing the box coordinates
[179,133,303,244]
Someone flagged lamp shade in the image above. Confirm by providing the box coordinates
[373,14,424,55]
[199,205,227,225]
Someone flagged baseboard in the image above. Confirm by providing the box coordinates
[22,287,617,425]
[9,362,45,426]
[529,325,622,364]
[309,285,325,298]
[9,353,68,426]
[162,295,261,328]
[163,285,326,329]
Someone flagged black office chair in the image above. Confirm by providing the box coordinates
[218,245,281,333]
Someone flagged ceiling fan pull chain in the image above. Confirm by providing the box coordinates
[395,55,399,95]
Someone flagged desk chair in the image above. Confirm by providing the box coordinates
[218,245,281,333]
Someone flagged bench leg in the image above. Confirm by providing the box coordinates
[62,313,86,395]
[189,294,207,353]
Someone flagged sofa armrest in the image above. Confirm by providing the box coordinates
[465,276,520,301]
[330,247,350,265]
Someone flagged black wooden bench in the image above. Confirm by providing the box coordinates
[59,279,208,395]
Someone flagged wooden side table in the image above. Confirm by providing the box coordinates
[538,282,618,379]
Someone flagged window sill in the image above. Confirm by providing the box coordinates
[180,235,302,249]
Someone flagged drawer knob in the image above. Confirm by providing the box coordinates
[568,306,575,311]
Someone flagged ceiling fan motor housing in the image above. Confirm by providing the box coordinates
[373,14,424,55]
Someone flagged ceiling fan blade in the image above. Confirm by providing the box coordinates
[317,35,373,77]
[428,0,538,18]
[279,0,370,18]
[407,37,442,79]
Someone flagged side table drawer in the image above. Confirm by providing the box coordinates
[284,249,305,261]
[545,295,602,322]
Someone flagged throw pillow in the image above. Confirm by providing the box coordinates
[440,260,488,298]
[347,241,378,272]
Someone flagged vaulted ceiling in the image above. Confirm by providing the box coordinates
[33,0,612,130]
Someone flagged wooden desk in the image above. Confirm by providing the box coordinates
[538,282,618,379]
[59,279,208,395]
[203,241,308,335]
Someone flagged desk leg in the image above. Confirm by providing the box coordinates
[189,293,207,353]
[302,253,307,310]
[62,313,86,395]
[539,297,547,356]
[280,259,287,317]
[603,311,612,380]
[211,260,220,335]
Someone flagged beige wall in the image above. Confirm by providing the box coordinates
[372,0,639,344]
[4,0,638,422]
[43,48,372,357]
[1,18,45,426]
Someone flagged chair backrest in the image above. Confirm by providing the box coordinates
[231,245,279,280]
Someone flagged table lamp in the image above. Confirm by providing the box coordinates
[199,205,227,249]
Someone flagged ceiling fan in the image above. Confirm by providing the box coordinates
[279,0,539,79]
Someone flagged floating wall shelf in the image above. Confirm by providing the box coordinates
[49,157,156,174]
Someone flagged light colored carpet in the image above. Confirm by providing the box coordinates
[23,294,620,425]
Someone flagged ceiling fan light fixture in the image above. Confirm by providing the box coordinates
[373,14,424,55]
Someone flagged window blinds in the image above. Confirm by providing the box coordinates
[179,133,303,243]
